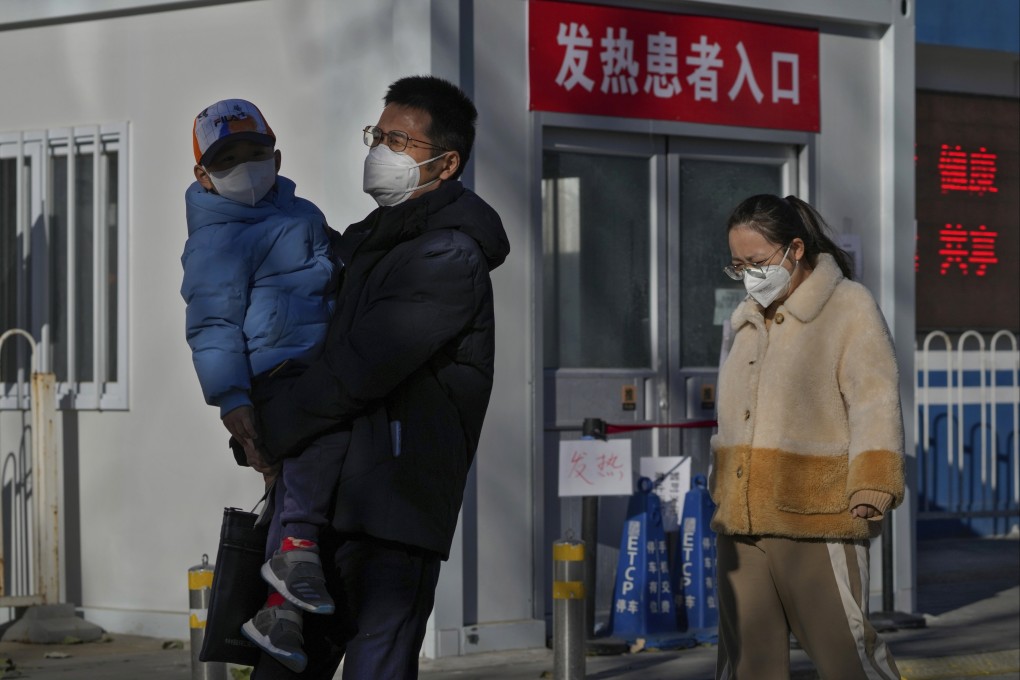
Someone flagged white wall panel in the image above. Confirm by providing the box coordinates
[472,0,540,636]
[817,32,883,290]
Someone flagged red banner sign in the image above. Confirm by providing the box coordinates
[528,0,820,132]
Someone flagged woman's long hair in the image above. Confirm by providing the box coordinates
[726,194,854,280]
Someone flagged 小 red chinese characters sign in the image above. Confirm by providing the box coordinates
[528,0,820,132]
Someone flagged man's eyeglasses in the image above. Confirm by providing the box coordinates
[362,125,447,153]
[723,243,788,281]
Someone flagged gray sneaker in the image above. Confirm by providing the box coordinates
[241,603,307,673]
[261,547,336,615]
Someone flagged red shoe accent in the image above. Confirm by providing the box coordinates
[281,537,317,552]
[266,592,286,608]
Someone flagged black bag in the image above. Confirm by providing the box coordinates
[199,489,273,666]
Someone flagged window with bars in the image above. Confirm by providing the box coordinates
[0,124,128,410]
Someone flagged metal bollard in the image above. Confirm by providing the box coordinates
[189,554,227,680]
[552,538,586,680]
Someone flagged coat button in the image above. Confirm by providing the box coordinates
[743,410,751,420]
[736,467,743,478]
[775,312,785,324]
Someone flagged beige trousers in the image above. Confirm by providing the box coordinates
[715,534,900,680]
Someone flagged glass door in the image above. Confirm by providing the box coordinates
[542,129,667,438]
[665,140,795,471]
[540,126,797,630]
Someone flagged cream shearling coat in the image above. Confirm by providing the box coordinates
[709,254,905,540]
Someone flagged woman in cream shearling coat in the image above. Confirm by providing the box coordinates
[711,195,904,680]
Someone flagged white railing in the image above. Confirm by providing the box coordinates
[0,329,60,605]
[916,330,1020,530]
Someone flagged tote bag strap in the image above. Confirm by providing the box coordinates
[253,479,276,527]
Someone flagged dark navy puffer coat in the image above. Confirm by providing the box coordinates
[256,180,510,559]
[181,176,338,417]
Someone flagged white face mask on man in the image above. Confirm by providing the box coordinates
[743,245,794,308]
[206,157,277,206]
[363,145,448,207]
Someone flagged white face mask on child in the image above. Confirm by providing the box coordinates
[206,158,277,206]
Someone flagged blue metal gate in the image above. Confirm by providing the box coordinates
[916,330,1020,537]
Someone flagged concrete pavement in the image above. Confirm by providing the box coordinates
[0,534,1016,679]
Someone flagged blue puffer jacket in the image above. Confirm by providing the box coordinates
[181,176,338,416]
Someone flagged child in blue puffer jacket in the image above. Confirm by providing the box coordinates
[181,98,343,673]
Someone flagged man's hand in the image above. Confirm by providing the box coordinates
[241,437,280,477]
[222,405,258,441]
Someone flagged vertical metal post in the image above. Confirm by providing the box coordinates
[578,418,605,640]
[881,513,894,613]
[31,371,59,603]
[581,496,597,637]
[189,555,227,680]
[552,538,585,680]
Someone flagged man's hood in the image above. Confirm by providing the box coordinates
[421,181,510,271]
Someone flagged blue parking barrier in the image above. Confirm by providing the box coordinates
[608,478,696,649]
[673,474,719,644]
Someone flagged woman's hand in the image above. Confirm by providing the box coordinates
[850,504,880,520]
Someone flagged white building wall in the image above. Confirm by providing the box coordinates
[470,0,538,643]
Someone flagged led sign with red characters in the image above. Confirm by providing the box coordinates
[916,91,1019,331]
[966,224,1000,276]
[938,224,999,277]
[938,145,999,195]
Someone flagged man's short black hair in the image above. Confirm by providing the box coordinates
[384,75,477,180]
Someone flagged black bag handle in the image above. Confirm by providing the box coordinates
[253,480,275,527]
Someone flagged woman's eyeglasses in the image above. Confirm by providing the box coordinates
[723,243,788,281]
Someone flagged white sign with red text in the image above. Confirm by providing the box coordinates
[559,439,633,497]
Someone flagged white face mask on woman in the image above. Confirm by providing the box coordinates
[362,145,448,207]
[206,158,277,206]
[743,245,794,308]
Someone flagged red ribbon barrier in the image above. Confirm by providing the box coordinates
[603,419,717,435]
